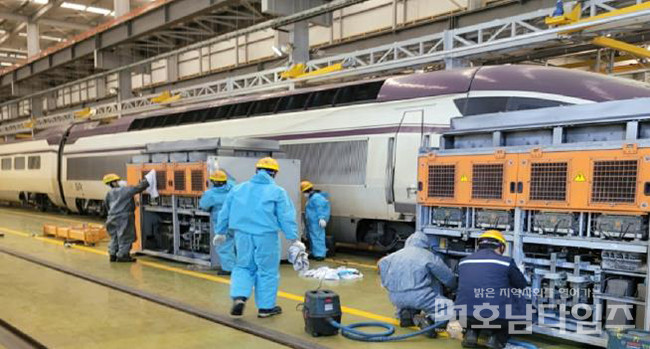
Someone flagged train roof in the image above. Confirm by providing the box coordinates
[12,64,650,145]
[377,65,650,102]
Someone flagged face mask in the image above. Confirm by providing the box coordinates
[118,180,127,188]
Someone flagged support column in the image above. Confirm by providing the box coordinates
[443,30,469,70]
[46,93,57,111]
[26,22,40,58]
[9,103,18,120]
[95,77,107,99]
[290,20,310,64]
[167,54,178,83]
[117,70,132,118]
[30,96,43,118]
[114,0,130,17]
[468,0,486,11]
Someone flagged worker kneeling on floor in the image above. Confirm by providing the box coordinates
[216,157,300,319]
[301,180,331,261]
[455,230,528,349]
[378,231,457,336]
[199,170,235,276]
[103,172,151,263]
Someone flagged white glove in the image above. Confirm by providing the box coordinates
[287,241,309,272]
[117,180,128,188]
[144,170,156,184]
[213,234,226,246]
[319,219,327,228]
[290,240,306,252]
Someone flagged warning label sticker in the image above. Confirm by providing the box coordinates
[460,175,469,182]
[574,173,586,182]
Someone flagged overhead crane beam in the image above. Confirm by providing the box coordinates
[592,36,650,59]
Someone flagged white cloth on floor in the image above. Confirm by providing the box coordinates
[144,170,159,199]
[302,266,363,281]
[288,241,309,272]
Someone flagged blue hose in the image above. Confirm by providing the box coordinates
[327,318,447,342]
[508,339,539,349]
[327,318,539,348]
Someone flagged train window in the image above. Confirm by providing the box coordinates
[14,157,25,170]
[202,107,221,122]
[455,97,572,116]
[276,93,310,113]
[1,158,10,170]
[179,111,200,125]
[129,118,145,130]
[309,89,337,108]
[231,102,253,117]
[454,97,510,116]
[28,156,41,170]
[335,81,384,105]
[506,97,569,111]
[251,98,281,115]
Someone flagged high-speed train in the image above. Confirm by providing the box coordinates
[2,65,650,250]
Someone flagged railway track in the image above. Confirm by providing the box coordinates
[0,318,47,349]
[0,245,326,349]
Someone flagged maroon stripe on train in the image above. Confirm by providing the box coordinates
[263,126,450,141]
[63,146,145,155]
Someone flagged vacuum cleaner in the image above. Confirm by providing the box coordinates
[302,288,539,347]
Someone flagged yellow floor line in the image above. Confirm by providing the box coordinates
[0,208,95,225]
[0,226,399,325]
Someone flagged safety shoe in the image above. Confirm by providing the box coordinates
[258,306,282,318]
[116,256,136,263]
[462,329,478,348]
[216,269,231,276]
[230,298,246,318]
[310,255,325,261]
[485,334,505,349]
[109,255,117,262]
[398,309,416,327]
[413,314,438,338]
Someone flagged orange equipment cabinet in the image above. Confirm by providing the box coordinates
[419,145,650,215]
[126,162,208,252]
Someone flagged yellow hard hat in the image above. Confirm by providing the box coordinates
[103,173,121,185]
[256,157,279,172]
[301,181,314,192]
[209,170,227,182]
[479,230,507,245]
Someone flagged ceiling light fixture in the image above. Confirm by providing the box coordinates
[18,32,64,42]
[61,2,113,15]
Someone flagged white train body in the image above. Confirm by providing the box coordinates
[3,65,650,248]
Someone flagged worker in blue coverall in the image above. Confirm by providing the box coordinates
[378,231,457,337]
[301,180,331,261]
[456,230,528,349]
[199,170,234,276]
[216,157,299,318]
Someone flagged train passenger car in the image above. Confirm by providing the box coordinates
[2,65,650,250]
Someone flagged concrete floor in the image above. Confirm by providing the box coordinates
[0,207,583,349]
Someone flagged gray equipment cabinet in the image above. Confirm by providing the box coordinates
[129,137,301,268]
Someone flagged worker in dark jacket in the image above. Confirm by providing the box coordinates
[455,230,528,349]
[103,172,150,263]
